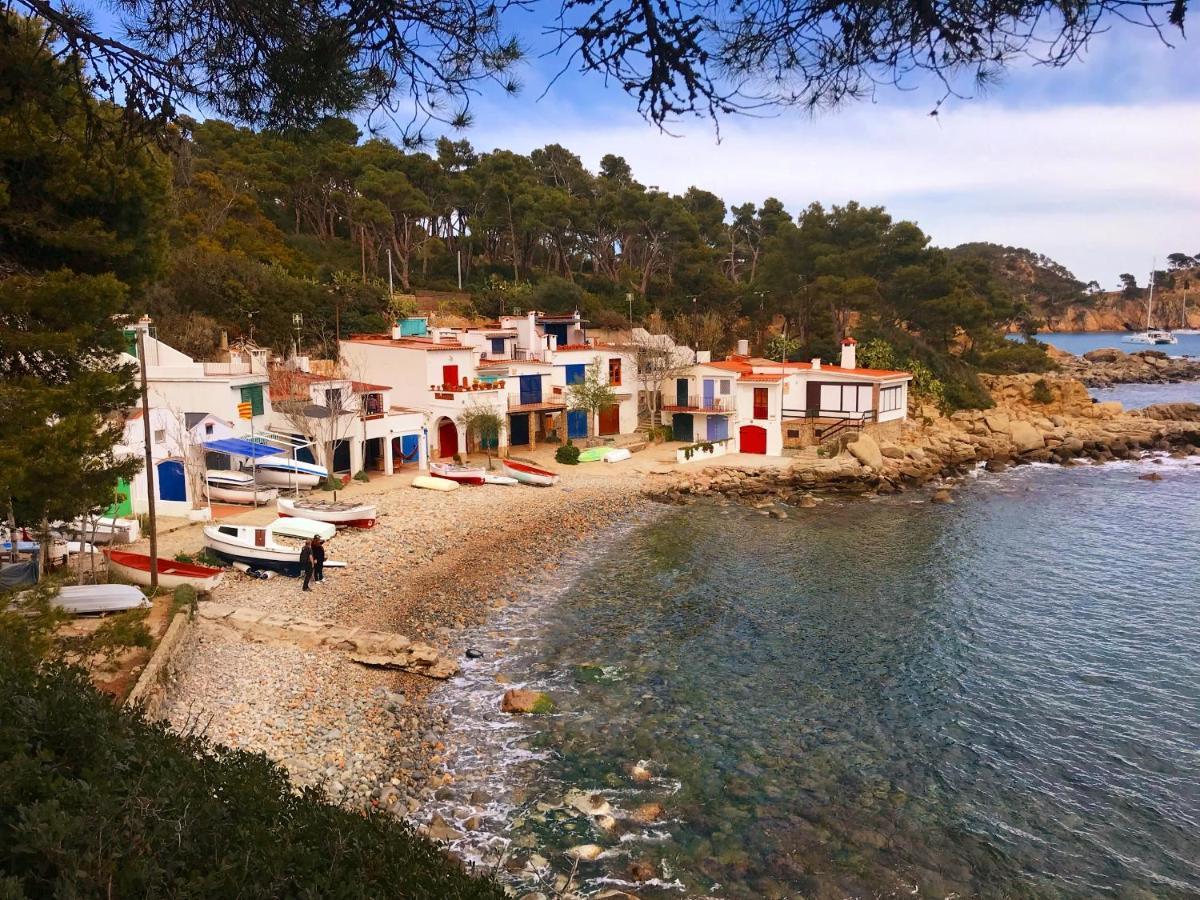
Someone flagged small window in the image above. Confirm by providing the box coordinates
[240,384,264,416]
[720,380,731,395]
[324,387,343,409]
[608,357,622,386]
[787,429,800,438]
[218,525,238,537]
[205,423,214,435]
[153,429,166,444]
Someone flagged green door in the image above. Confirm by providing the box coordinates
[105,477,133,517]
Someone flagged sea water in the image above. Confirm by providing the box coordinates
[427,457,1200,898]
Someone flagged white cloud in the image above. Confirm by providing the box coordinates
[471,99,1200,287]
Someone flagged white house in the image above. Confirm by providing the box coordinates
[662,339,912,456]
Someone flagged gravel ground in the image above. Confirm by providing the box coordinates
[158,456,655,817]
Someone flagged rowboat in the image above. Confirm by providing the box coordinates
[483,474,518,486]
[64,516,141,545]
[577,447,613,462]
[500,459,559,486]
[429,462,487,485]
[251,456,329,488]
[412,475,459,491]
[206,470,279,505]
[268,517,336,541]
[277,496,377,528]
[602,448,632,463]
[105,548,224,591]
[53,584,150,615]
[203,524,306,575]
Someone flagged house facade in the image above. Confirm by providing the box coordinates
[662,339,911,456]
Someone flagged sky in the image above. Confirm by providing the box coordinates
[448,18,1199,289]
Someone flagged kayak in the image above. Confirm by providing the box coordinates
[500,459,559,487]
[413,475,459,491]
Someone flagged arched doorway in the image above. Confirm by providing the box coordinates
[437,418,459,458]
[739,425,767,455]
[157,459,187,501]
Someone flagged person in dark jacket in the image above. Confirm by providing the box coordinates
[312,536,326,583]
[299,539,313,591]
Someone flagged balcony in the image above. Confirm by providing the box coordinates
[661,395,733,414]
[429,383,505,403]
[202,362,253,376]
[479,348,547,363]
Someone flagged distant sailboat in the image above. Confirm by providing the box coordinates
[1176,280,1199,335]
[1123,261,1178,345]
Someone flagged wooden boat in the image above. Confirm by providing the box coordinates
[277,496,377,528]
[64,516,141,545]
[203,524,307,575]
[53,584,150,615]
[412,475,459,491]
[251,456,328,488]
[206,470,279,505]
[483,473,518,486]
[104,548,224,591]
[500,459,559,486]
[429,462,487,485]
[602,448,632,463]
[268,517,336,541]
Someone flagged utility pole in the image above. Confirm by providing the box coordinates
[457,249,463,290]
[386,247,394,297]
[136,327,159,590]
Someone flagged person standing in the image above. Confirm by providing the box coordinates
[312,536,326,583]
[299,539,313,591]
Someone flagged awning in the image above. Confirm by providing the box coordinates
[202,438,279,458]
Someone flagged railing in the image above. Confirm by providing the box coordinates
[662,396,732,413]
[202,362,252,376]
[480,348,546,363]
[779,409,878,444]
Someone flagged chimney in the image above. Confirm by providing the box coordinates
[840,338,857,370]
[696,350,712,363]
[736,339,749,355]
[811,358,821,371]
[219,330,229,351]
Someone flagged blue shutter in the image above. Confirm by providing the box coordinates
[567,410,588,439]
[707,416,728,441]
[491,338,506,354]
[565,364,586,385]
[519,375,542,404]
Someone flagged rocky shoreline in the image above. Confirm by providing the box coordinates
[646,375,1200,505]
[1047,345,1200,387]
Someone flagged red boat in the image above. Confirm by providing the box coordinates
[429,462,487,485]
[500,459,560,486]
[104,548,225,591]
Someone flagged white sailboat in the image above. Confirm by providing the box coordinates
[1176,282,1199,334]
[1123,261,1177,345]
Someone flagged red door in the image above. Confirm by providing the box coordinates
[598,404,620,435]
[752,387,769,419]
[438,420,458,458]
[740,424,767,454]
[442,364,459,388]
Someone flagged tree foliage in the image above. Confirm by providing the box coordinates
[565,357,618,437]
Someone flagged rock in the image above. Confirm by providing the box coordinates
[1093,400,1124,417]
[1008,420,1045,453]
[630,801,665,824]
[465,648,483,659]
[595,891,642,900]
[931,489,952,503]
[629,761,653,782]
[425,813,463,843]
[846,433,883,469]
[1138,472,1163,481]
[797,494,817,508]
[880,445,905,459]
[1083,348,1127,363]
[566,843,605,861]
[565,790,612,817]
[595,814,617,832]
[983,413,1010,434]
[501,689,554,714]
[628,859,657,882]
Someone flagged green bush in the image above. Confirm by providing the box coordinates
[555,442,581,465]
[0,620,504,899]
[172,584,197,614]
[173,551,194,563]
[353,469,370,482]
[319,476,343,491]
[975,341,1056,375]
[90,608,153,652]
[1031,378,1054,404]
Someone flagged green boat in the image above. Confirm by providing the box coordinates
[577,447,614,462]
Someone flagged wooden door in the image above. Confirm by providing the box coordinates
[753,387,769,419]
[442,364,459,388]
[598,404,620,435]
[739,425,767,454]
[437,420,458,457]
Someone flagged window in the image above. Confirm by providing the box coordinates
[565,364,586,385]
[362,392,384,415]
[490,337,506,354]
[324,387,343,409]
[719,380,731,395]
[880,385,903,412]
[752,387,769,419]
[608,357,622,386]
[204,423,214,435]
[239,384,264,416]
[153,429,166,444]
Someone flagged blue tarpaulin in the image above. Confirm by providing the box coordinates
[202,438,279,458]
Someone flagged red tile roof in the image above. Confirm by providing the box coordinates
[345,334,467,350]
[739,373,786,382]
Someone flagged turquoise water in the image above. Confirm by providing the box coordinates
[1025,331,1200,358]
[1091,381,1200,409]
[430,458,1200,898]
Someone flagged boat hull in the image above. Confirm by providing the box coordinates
[207,483,280,505]
[105,549,224,592]
[430,463,487,485]
[253,468,322,488]
[203,527,303,576]
[277,497,377,528]
[66,517,141,545]
[54,584,150,615]
[501,459,559,486]
[412,475,459,491]
[268,517,337,541]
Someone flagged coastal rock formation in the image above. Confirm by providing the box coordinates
[501,688,554,714]
[847,433,883,469]
[1053,347,1200,387]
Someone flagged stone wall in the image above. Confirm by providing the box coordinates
[124,610,198,721]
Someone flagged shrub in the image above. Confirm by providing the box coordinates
[353,469,370,482]
[0,619,505,899]
[172,584,197,614]
[319,476,343,491]
[1031,378,1054,404]
[90,608,152,651]
[173,551,194,563]
[975,341,1056,375]
[555,442,581,465]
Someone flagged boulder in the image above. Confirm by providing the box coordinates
[628,860,657,882]
[847,433,883,469]
[1083,348,1127,363]
[931,489,952,503]
[565,790,612,817]
[566,844,605,861]
[1093,401,1123,417]
[1138,472,1163,482]
[501,689,554,714]
[880,445,905,459]
[630,802,665,824]
[983,413,1010,434]
[1008,420,1045,453]
[425,814,463,843]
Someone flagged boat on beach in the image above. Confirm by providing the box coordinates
[268,516,337,541]
[429,462,487,485]
[500,459,560,486]
[64,516,141,545]
[483,473,518,485]
[250,456,329,488]
[203,524,307,575]
[412,475,459,491]
[53,583,150,615]
[206,470,279,505]
[104,548,224,591]
[277,496,378,528]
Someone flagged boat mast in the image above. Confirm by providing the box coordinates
[1146,259,1156,330]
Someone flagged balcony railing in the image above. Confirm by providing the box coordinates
[202,362,252,376]
[430,383,505,401]
[662,395,732,413]
[480,348,546,363]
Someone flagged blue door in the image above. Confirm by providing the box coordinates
[702,379,715,408]
[707,416,729,441]
[567,410,588,439]
[157,460,186,502]
[676,378,689,406]
[565,364,586,385]
[510,413,530,446]
[672,413,694,442]
[397,433,419,464]
[519,375,542,405]
[491,337,506,354]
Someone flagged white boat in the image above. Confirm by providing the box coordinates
[203,524,307,575]
[268,517,336,541]
[64,516,141,545]
[483,473,519,486]
[500,459,560,487]
[206,470,279,505]
[602,448,632,463]
[1123,261,1178,345]
[105,548,225,592]
[53,583,150,615]
[430,461,487,485]
[412,475,459,491]
[250,456,329,488]
[277,496,378,528]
